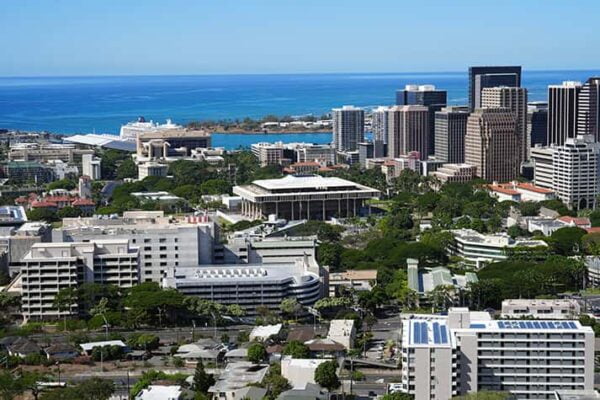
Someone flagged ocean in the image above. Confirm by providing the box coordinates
[1,70,599,141]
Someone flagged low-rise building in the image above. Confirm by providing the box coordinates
[251,142,285,167]
[501,299,581,319]
[406,258,478,295]
[250,324,283,342]
[328,269,377,297]
[208,361,269,400]
[138,161,169,180]
[281,357,328,389]
[430,163,477,185]
[487,182,556,203]
[136,128,211,161]
[135,385,192,400]
[233,174,380,221]
[327,319,355,350]
[162,258,324,315]
[449,228,548,268]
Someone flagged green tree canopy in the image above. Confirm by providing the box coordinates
[314,361,340,391]
[247,342,267,364]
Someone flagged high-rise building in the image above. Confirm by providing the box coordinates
[396,85,447,155]
[387,105,429,160]
[400,308,594,400]
[371,106,390,157]
[531,145,554,189]
[434,106,470,163]
[332,105,364,152]
[481,86,528,161]
[548,81,582,146]
[358,142,374,167]
[468,66,522,111]
[528,102,548,148]
[465,108,519,182]
[577,77,600,141]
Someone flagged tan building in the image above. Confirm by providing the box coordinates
[387,105,429,160]
[431,163,477,185]
[465,108,519,182]
[481,86,528,161]
[251,142,284,167]
[329,269,377,297]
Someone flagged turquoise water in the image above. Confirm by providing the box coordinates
[1,70,600,135]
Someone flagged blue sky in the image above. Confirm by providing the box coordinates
[0,0,598,76]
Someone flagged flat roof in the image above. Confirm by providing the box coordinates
[253,175,363,191]
[408,320,452,347]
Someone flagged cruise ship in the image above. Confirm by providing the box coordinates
[119,117,181,142]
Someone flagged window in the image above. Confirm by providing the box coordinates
[144,238,151,243]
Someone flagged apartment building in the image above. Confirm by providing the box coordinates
[21,240,139,321]
[81,154,101,180]
[401,308,594,400]
[8,143,94,164]
[53,211,214,283]
[332,105,364,152]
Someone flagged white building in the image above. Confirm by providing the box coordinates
[20,240,139,321]
[431,163,477,185]
[251,142,285,167]
[487,182,556,203]
[233,175,380,221]
[81,153,101,180]
[401,308,594,400]
[292,143,336,166]
[332,105,364,152]
[502,299,581,319]
[53,211,214,283]
[281,357,328,389]
[532,135,600,210]
[135,385,191,400]
[327,319,355,350]
[208,362,269,400]
[249,324,283,342]
[138,161,168,180]
[161,257,324,315]
[449,229,547,268]
[406,258,478,295]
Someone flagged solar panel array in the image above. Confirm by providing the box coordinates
[497,321,578,330]
[413,321,429,344]
[433,322,449,344]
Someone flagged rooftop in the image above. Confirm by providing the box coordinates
[135,385,185,400]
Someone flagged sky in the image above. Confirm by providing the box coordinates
[0,0,599,76]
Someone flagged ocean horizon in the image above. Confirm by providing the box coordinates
[1,69,600,135]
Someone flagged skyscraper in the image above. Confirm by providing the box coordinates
[548,81,582,146]
[387,105,429,160]
[434,106,469,163]
[481,86,528,161]
[528,102,548,148]
[332,105,364,152]
[468,66,522,111]
[371,106,390,157]
[465,108,519,182]
[577,77,600,141]
[395,85,447,155]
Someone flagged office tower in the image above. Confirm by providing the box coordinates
[332,105,364,152]
[577,77,600,140]
[468,66,522,111]
[387,105,429,160]
[548,81,582,146]
[528,102,548,148]
[372,106,390,157]
[396,85,447,155]
[434,106,470,163]
[401,308,594,400]
[358,142,374,167]
[465,108,519,182]
[481,86,528,161]
[530,145,554,189]
[251,142,284,167]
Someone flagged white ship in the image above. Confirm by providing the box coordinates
[119,117,181,142]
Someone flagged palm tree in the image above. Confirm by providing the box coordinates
[53,287,78,331]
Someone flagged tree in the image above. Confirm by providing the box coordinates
[280,298,302,321]
[124,282,184,327]
[53,287,79,331]
[226,304,245,317]
[200,179,231,195]
[0,370,24,400]
[116,158,137,180]
[381,393,414,400]
[47,178,77,191]
[40,378,115,400]
[261,363,291,400]
[549,227,586,255]
[452,392,512,400]
[282,340,310,358]
[26,208,58,222]
[193,359,215,394]
[247,343,267,364]
[57,206,82,219]
[314,361,340,391]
